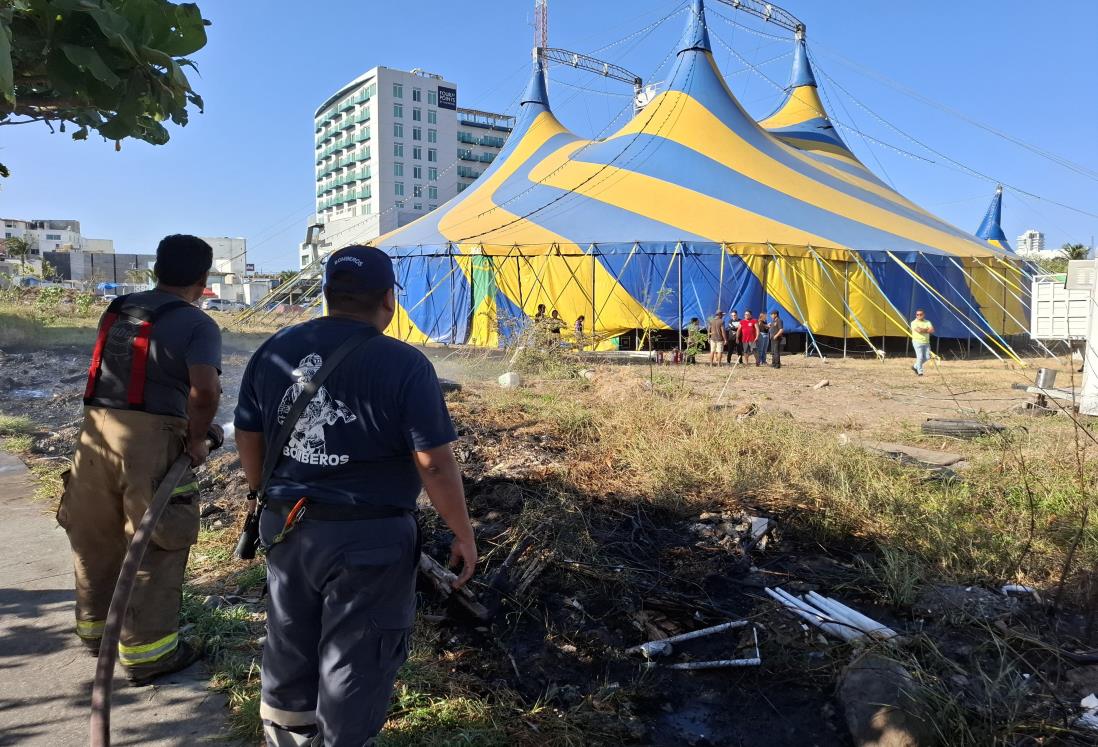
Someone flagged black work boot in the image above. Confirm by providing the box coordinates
[125,639,204,686]
[81,637,102,657]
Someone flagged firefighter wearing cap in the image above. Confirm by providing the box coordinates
[58,234,222,685]
[234,245,477,746]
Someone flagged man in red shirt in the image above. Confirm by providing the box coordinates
[738,310,759,361]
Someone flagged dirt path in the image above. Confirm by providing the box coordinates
[0,452,235,746]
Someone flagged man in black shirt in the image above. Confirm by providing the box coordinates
[234,245,477,746]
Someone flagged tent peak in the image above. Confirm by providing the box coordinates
[789,35,817,89]
[975,184,1012,251]
[521,53,550,108]
[678,0,712,56]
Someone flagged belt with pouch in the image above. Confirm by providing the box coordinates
[265,498,412,522]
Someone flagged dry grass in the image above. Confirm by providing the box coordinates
[468,365,1098,598]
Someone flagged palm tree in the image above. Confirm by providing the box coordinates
[1060,243,1090,261]
[125,268,156,286]
[3,235,35,270]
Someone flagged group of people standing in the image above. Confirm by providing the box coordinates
[701,310,785,368]
[532,304,586,348]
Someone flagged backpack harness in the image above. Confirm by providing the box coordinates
[84,294,192,410]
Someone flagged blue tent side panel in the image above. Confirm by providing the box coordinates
[395,252,471,343]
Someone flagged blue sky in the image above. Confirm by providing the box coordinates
[2,0,1095,271]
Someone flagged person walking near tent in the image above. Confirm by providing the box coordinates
[911,309,935,376]
[706,310,726,366]
[233,245,477,746]
[58,234,222,684]
[755,313,770,366]
[725,310,742,365]
[739,310,759,364]
[573,315,585,350]
[769,311,785,369]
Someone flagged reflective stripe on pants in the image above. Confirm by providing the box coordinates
[118,631,179,666]
[76,618,106,640]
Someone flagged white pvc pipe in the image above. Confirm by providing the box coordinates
[665,657,761,669]
[766,588,859,642]
[625,619,750,655]
[806,592,898,641]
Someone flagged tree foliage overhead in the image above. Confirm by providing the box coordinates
[0,0,209,175]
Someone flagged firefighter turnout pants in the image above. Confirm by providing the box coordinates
[258,510,418,747]
[57,406,199,668]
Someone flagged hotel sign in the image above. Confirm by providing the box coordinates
[437,86,457,110]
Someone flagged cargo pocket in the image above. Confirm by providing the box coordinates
[54,468,73,530]
[150,470,201,551]
[337,545,417,630]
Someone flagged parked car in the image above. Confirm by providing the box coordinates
[201,298,248,312]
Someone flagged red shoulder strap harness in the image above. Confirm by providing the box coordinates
[83,295,192,409]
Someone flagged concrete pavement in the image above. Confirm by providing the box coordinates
[0,452,234,746]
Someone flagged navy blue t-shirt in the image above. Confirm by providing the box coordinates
[233,317,457,508]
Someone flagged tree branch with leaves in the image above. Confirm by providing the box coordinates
[0,0,210,177]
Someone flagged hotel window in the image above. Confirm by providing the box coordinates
[394,182,404,196]
[412,108,421,122]
[427,110,437,124]
[393,83,403,98]
[394,162,403,177]
[412,87,422,102]
[428,204,437,211]
[393,123,403,137]
[412,127,421,141]
[427,148,437,162]
[413,203,422,211]
[428,90,437,105]
[413,184,423,198]
[428,167,437,181]
[413,146,422,160]
[428,186,438,200]
[393,103,403,118]
[427,129,437,143]
[413,165,422,179]
[393,142,403,157]
[395,200,405,208]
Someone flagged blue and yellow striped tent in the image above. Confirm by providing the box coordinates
[375,0,1028,355]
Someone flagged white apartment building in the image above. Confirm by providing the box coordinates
[1016,229,1047,256]
[306,66,513,267]
[2,218,114,256]
[202,236,248,276]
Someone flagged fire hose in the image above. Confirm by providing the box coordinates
[89,424,224,747]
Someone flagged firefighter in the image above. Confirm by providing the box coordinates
[233,245,477,746]
[58,234,222,685]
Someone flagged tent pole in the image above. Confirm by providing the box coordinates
[677,243,684,353]
[843,255,849,360]
[516,250,523,312]
[590,245,597,350]
[718,243,726,312]
[449,246,456,345]
[906,253,918,359]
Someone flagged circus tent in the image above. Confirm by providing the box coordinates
[374,0,1029,356]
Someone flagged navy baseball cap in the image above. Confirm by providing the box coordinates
[324,245,400,292]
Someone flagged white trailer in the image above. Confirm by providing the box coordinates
[1030,261,1093,341]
